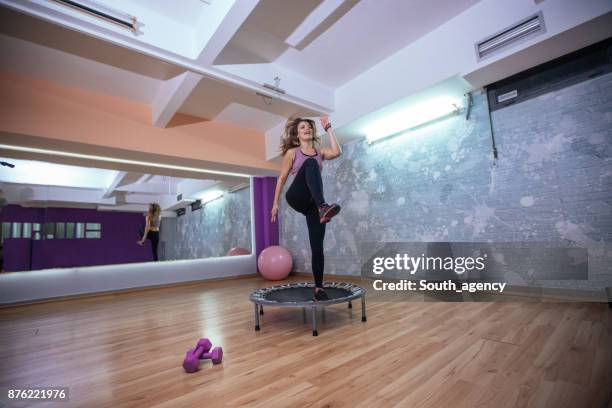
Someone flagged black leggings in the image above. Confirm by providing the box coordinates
[146,230,159,261]
[285,158,326,288]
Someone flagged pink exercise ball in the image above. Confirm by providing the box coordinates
[258,246,292,280]
[227,247,250,256]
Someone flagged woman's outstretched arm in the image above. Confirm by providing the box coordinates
[271,149,295,223]
[319,116,342,160]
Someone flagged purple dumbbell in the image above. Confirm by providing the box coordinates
[183,338,212,373]
[202,346,223,364]
[182,338,223,373]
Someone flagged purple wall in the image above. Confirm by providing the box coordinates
[1,205,41,271]
[253,177,279,265]
[1,205,152,272]
[3,240,32,271]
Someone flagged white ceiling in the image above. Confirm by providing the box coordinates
[93,0,211,28]
[0,0,608,163]
[213,103,288,133]
[0,0,484,122]
[179,75,319,123]
[278,0,483,87]
[0,6,185,80]
[0,4,319,125]
[0,156,119,189]
[0,156,244,212]
[224,0,482,87]
[0,33,160,104]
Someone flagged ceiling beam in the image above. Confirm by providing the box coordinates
[1,184,116,205]
[195,0,261,66]
[114,182,177,195]
[176,179,218,199]
[102,170,127,198]
[97,203,175,217]
[151,71,203,128]
[121,193,175,205]
[1,0,334,118]
[137,174,154,183]
[285,0,352,50]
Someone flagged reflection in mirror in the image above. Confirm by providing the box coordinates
[11,222,21,239]
[56,222,66,239]
[22,222,32,239]
[44,222,55,239]
[2,222,10,240]
[0,156,251,273]
[33,223,41,240]
[161,183,252,261]
[66,222,75,239]
[76,223,85,239]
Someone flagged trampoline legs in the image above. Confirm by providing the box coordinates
[253,297,361,336]
[254,303,261,331]
[361,296,367,322]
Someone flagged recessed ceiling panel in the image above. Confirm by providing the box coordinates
[214,103,287,132]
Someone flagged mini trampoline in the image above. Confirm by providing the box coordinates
[249,282,366,336]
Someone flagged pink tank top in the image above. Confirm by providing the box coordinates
[291,147,323,175]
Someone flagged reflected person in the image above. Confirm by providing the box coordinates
[137,203,161,261]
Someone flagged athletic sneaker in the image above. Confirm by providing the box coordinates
[313,289,329,301]
[319,203,341,223]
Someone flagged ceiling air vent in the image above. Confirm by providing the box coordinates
[476,12,545,61]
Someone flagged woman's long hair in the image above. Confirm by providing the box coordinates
[280,117,320,156]
[147,203,161,218]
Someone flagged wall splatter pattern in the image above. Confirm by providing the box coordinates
[280,74,612,290]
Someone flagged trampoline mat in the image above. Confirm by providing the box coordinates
[264,287,353,302]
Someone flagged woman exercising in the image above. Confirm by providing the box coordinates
[271,116,342,300]
[137,203,162,261]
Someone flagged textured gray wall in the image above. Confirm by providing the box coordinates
[280,72,612,290]
[160,187,251,260]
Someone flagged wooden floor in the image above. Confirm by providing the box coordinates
[0,276,610,408]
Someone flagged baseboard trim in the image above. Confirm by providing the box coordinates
[3,272,607,308]
[0,273,259,309]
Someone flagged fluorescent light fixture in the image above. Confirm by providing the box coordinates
[364,97,461,144]
[0,156,118,189]
[50,0,139,32]
[0,144,251,179]
[199,190,223,204]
